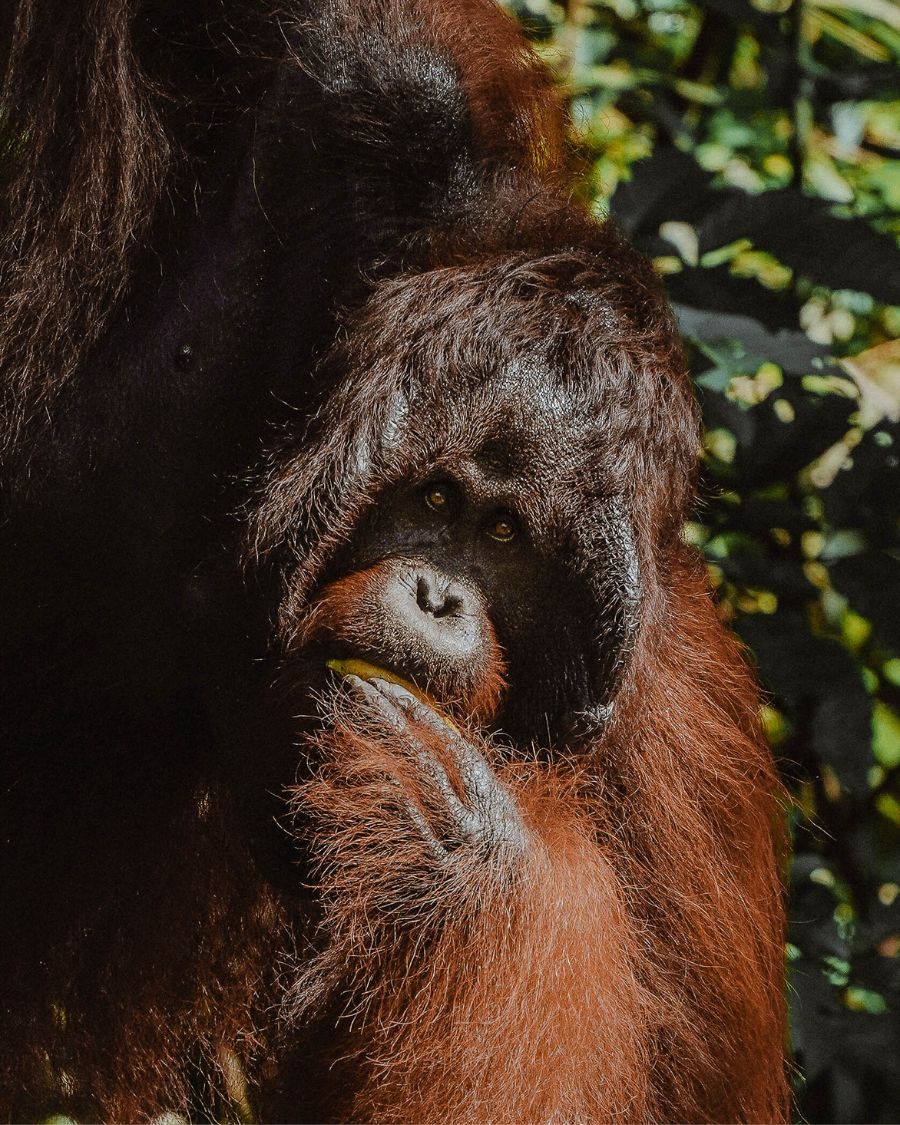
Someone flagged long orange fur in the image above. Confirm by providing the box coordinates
[283,550,788,1124]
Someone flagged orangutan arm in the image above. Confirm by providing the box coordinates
[289,677,653,1125]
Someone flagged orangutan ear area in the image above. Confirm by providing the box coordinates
[17,0,883,1121]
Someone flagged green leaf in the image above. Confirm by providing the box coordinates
[873,702,900,770]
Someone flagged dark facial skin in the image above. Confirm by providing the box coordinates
[322,375,642,745]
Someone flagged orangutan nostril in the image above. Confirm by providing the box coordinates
[415,574,463,618]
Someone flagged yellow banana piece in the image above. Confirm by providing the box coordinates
[326,657,458,732]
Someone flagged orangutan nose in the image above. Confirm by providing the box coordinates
[380,563,483,667]
[416,572,463,618]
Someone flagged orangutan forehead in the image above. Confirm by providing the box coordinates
[470,365,597,469]
[433,359,589,439]
[386,358,604,485]
[485,360,579,418]
[467,414,587,483]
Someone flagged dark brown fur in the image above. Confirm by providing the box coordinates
[1,0,167,459]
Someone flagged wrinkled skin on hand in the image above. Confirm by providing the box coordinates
[343,675,529,864]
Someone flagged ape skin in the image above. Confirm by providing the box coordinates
[0,0,788,1121]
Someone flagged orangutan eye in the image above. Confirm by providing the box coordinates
[425,485,450,512]
[488,516,517,542]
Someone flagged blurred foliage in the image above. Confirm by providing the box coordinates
[503,0,900,1120]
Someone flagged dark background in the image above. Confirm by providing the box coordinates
[503,1,900,1120]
